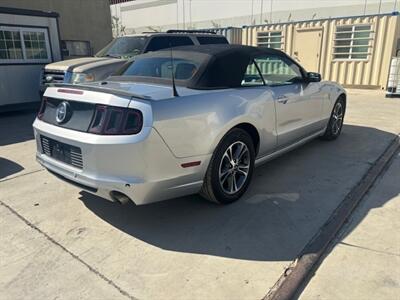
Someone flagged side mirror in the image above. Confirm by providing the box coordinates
[306,72,321,82]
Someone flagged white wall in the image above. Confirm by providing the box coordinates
[0,13,61,61]
[111,0,397,33]
[0,13,61,106]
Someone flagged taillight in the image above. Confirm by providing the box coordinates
[37,96,47,120]
[88,105,143,135]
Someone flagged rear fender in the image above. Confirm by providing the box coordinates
[152,89,273,158]
[324,82,346,117]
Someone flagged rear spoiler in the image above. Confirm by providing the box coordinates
[48,83,152,100]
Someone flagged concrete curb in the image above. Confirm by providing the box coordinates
[264,136,400,300]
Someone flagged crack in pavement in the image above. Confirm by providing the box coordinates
[0,200,137,300]
[338,241,400,257]
[0,169,45,183]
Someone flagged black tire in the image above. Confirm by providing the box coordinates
[320,96,346,141]
[200,128,255,204]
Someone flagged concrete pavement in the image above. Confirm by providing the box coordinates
[299,152,400,300]
[0,111,40,182]
[0,90,399,299]
[0,203,129,300]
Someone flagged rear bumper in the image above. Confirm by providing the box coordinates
[33,119,211,205]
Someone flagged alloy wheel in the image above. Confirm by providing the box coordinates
[218,141,250,194]
[331,101,344,135]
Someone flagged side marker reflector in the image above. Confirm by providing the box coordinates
[181,161,201,168]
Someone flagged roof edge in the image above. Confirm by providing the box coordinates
[242,11,399,28]
[0,6,59,18]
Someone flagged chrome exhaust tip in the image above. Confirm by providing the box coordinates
[110,191,131,205]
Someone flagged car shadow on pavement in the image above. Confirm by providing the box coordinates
[0,157,24,180]
[80,124,398,261]
[0,111,36,146]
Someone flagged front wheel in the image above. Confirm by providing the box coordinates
[321,96,346,140]
[200,128,255,204]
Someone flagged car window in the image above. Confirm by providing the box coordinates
[197,36,229,45]
[122,57,199,80]
[145,36,194,52]
[255,55,303,86]
[241,61,264,86]
[95,36,148,58]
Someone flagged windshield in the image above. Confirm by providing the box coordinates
[120,57,200,81]
[96,36,148,58]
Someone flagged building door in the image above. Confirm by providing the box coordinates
[293,28,322,73]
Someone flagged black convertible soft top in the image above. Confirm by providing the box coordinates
[111,44,292,89]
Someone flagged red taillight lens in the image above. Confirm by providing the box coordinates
[122,110,143,134]
[88,105,107,134]
[37,96,47,120]
[88,105,143,135]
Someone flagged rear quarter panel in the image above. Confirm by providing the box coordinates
[152,87,277,158]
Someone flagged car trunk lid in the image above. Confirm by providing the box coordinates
[40,85,141,133]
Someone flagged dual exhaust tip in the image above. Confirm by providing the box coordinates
[110,191,132,205]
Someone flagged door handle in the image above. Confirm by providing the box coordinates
[277,96,288,104]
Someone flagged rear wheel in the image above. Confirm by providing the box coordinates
[200,128,255,204]
[321,96,346,140]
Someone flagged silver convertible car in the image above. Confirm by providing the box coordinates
[33,45,346,205]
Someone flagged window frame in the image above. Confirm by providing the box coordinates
[256,31,284,50]
[61,40,92,57]
[196,36,229,45]
[120,56,200,81]
[253,54,306,87]
[333,24,373,61]
[144,36,194,52]
[0,25,52,65]
[241,59,266,87]
[240,53,307,88]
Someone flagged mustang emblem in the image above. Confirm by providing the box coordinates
[46,75,54,82]
[56,101,70,124]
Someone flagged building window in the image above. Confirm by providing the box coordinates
[257,31,283,50]
[0,26,51,64]
[62,40,92,57]
[23,31,48,60]
[333,24,373,60]
[0,30,23,60]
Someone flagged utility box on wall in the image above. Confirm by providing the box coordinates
[386,57,400,97]
[0,7,62,111]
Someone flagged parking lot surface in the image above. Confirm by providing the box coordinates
[299,152,400,300]
[1,90,399,299]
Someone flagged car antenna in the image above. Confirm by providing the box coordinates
[169,43,179,97]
